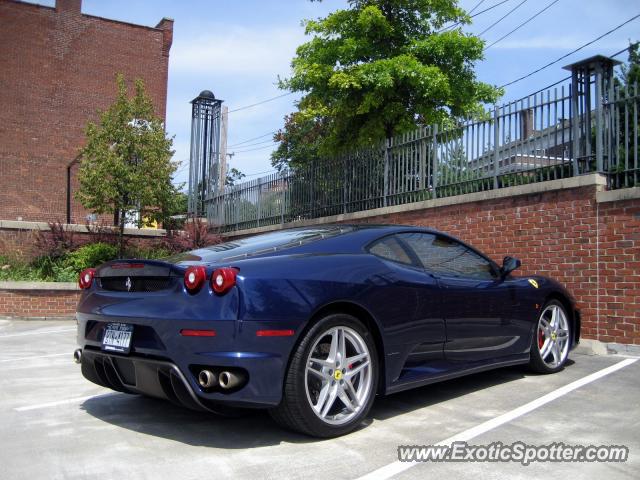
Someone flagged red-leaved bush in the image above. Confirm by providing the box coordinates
[163,218,221,253]
[33,222,77,259]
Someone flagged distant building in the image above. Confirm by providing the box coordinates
[0,0,173,224]
[469,110,572,175]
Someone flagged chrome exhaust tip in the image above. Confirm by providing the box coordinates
[73,349,82,364]
[198,370,217,389]
[219,370,246,390]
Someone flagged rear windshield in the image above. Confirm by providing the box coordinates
[167,226,353,264]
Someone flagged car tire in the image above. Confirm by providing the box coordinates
[270,313,378,438]
[529,300,571,374]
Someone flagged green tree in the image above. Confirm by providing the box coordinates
[271,111,327,172]
[225,168,246,186]
[76,75,177,257]
[277,0,501,167]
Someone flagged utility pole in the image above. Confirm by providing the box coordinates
[219,106,229,191]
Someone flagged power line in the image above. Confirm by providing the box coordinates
[232,143,278,154]
[438,0,512,33]
[228,131,276,147]
[228,92,295,113]
[485,0,560,50]
[498,12,640,88]
[229,138,277,149]
[610,42,639,59]
[478,0,528,36]
[468,0,487,15]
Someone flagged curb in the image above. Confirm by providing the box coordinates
[0,315,76,322]
[575,339,640,357]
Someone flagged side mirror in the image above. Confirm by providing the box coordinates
[500,256,521,277]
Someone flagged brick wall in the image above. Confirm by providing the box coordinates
[221,177,640,346]
[0,223,166,261]
[343,186,640,345]
[0,287,80,318]
[0,0,172,224]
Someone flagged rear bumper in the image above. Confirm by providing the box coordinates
[80,348,281,409]
[76,312,301,408]
[81,350,209,410]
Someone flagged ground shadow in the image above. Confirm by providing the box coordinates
[81,360,567,448]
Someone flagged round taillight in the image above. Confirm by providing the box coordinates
[78,268,96,290]
[211,267,238,295]
[184,266,206,293]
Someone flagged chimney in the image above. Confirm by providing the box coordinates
[155,17,174,57]
[56,0,82,14]
[520,108,534,139]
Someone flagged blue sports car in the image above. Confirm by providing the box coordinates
[74,224,580,437]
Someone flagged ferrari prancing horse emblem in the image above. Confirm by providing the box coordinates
[125,277,132,292]
[528,279,539,289]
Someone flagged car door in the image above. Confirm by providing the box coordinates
[398,232,529,363]
[366,235,446,373]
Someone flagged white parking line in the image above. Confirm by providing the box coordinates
[0,328,76,339]
[356,358,638,480]
[15,392,119,412]
[0,353,70,363]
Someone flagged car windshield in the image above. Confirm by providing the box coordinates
[166,225,353,264]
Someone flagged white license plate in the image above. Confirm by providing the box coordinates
[102,323,134,353]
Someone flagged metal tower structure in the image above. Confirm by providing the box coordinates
[564,55,621,174]
[187,90,223,218]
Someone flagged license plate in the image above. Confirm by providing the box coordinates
[102,323,134,353]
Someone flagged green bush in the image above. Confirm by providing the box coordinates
[63,242,119,272]
[127,246,171,260]
[0,242,171,283]
[0,256,42,281]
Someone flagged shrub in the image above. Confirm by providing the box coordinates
[128,246,172,260]
[33,221,77,259]
[64,242,119,271]
[85,221,120,246]
[163,218,221,253]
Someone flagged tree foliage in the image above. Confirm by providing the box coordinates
[225,168,247,186]
[271,111,327,172]
[276,0,502,168]
[76,75,177,256]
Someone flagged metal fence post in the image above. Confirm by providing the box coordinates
[280,176,285,226]
[432,124,438,199]
[383,140,390,207]
[256,180,262,228]
[343,156,348,214]
[570,76,581,176]
[595,63,604,172]
[493,107,500,189]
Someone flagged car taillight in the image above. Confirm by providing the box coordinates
[184,266,206,293]
[211,267,237,295]
[78,268,96,289]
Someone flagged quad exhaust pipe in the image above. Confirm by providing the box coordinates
[219,370,246,390]
[197,370,217,389]
[73,349,82,364]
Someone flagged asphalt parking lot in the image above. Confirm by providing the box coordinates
[1,319,638,480]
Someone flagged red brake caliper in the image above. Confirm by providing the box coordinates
[538,328,545,349]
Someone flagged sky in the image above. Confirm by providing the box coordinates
[26,0,640,188]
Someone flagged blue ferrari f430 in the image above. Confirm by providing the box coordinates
[75,225,580,437]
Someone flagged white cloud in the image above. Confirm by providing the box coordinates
[170,25,305,77]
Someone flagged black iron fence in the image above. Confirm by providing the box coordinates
[208,80,638,232]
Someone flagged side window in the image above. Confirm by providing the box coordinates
[368,236,413,266]
[398,233,496,280]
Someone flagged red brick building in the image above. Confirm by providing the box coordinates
[0,0,173,224]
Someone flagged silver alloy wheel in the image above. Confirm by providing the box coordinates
[304,326,373,426]
[537,304,570,368]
